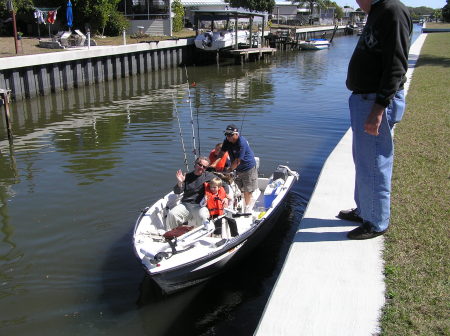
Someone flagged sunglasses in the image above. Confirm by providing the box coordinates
[225,133,235,137]
[196,162,208,169]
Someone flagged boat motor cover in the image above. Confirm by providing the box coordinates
[273,167,288,181]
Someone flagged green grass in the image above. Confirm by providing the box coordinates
[381,31,450,335]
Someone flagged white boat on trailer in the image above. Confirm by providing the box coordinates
[133,164,299,294]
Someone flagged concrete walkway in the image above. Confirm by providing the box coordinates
[255,33,427,335]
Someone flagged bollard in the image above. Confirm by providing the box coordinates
[0,88,13,141]
[87,29,91,50]
[123,28,126,45]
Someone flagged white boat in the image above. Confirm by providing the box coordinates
[299,38,331,50]
[194,30,250,51]
[133,164,299,294]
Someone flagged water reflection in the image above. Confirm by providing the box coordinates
[0,33,380,335]
[0,62,280,189]
[0,152,25,309]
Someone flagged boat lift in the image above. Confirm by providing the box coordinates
[192,9,275,64]
[192,9,267,51]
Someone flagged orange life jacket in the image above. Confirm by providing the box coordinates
[209,150,229,172]
[204,183,227,217]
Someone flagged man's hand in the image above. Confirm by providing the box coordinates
[364,103,385,136]
[223,198,229,208]
[176,169,185,185]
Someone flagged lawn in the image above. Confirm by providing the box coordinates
[381,30,450,335]
[0,28,196,58]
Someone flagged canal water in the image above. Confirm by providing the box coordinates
[0,26,421,336]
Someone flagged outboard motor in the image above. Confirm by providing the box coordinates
[272,166,289,181]
[203,32,213,47]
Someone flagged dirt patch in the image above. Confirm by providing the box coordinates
[0,37,63,58]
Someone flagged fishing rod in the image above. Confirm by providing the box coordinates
[239,76,252,135]
[239,101,249,136]
[196,102,201,156]
[184,66,198,159]
[172,92,189,172]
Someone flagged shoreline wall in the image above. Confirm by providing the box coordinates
[0,25,347,101]
[0,38,195,101]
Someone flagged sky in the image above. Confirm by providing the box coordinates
[333,0,446,9]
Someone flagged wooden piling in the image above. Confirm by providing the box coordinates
[0,88,13,140]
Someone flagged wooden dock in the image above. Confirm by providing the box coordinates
[267,25,346,50]
[224,47,277,64]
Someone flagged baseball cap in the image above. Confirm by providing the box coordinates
[224,124,238,135]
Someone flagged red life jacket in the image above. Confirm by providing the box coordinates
[204,183,227,217]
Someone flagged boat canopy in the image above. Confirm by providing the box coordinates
[192,9,267,22]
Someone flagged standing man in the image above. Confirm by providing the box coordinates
[212,124,257,212]
[338,0,412,239]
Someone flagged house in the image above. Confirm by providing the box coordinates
[119,0,235,36]
[271,1,309,25]
[119,0,172,36]
[341,6,366,24]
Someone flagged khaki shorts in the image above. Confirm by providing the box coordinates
[235,166,258,193]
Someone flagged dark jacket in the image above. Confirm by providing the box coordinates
[174,171,215,204]
[346,0,412,107]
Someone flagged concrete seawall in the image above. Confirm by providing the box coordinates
[0,25,349,101]
[0,39,194,101]
[255,32,427,336]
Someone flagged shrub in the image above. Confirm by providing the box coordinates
[172,0,184,33]
[104,10,129,36]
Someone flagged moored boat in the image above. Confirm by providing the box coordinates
[299,38,331,50]
[194,30,250,51]
[132,164,299,294]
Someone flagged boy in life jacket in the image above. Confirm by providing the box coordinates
[203,177,238,237]
[208,143,230,172]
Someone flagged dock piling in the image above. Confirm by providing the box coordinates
[0,88,13,141]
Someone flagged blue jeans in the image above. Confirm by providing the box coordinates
[349,91,405,232]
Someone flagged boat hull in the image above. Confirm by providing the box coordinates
[133,165,298,294]
[299,39,330,50]
[150,200,287,293]
[194,30,250,52]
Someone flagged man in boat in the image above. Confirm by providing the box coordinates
[166,156,216,230]
[211,124,257,213]
[339,0,412,239]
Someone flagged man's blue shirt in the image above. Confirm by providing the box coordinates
[222,135,256,172]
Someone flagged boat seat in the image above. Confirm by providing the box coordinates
[163,225,194,240]
[258,177,270,191]
[163,225,194,255]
